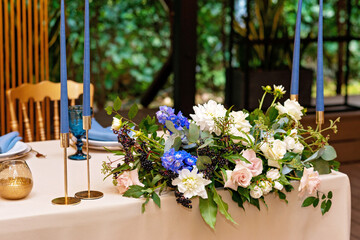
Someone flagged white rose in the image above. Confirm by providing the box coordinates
[275,99,304,121]
[111,117,122,131]
[260,141,281,168]
[271,139,287,160]
[293,142,304,154]
[229,111,252,133]
[259,180,272,195]
[274,181,283,191]
[283,136,296,151]
[250,185,263,199]
[266,168,280,181]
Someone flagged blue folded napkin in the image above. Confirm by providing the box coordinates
[88,118,118,142]
[0,132,22,154]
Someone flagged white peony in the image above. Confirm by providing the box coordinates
[190,100,227,135]
[284,136,296,151]
[266,168,281,181]
[250,185,263,199]
[274,181,284,191]
[293,142,304,154]
[275,99,304,122]
[259,180,272,195]
[172,166,212,199]
[111,117,122,131]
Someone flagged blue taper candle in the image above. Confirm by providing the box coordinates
[83,0,91,117]
[60,0,69,133]
[316,0,324,112]
[290,0,303,96]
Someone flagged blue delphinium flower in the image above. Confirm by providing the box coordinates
[161,148,197,173]
[156,106,190,132]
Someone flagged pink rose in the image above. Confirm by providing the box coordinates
[224,166,252,191]
[117,169,144,194]
[298,167,321,196]
[236,149,263,177]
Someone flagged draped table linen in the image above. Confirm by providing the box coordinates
[0,140,351,240]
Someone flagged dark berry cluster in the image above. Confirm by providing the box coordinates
[116,127,136,164]
[174,191,192,208]
[231,143,243,153]
[160,170,178,187]
[202,163,215,179]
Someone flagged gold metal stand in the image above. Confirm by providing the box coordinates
[52,133,81,205]
[290,94,298,101]
[316,111,324,131]
[75,116,103,200]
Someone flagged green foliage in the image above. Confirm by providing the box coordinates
[199,189,218,229]
[302,191,333,215]
[211,185,237,225]
[128,103,139,120]
[123,185,146,198]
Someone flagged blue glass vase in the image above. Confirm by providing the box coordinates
[68,105,91,160]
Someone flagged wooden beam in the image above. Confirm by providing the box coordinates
[173,0,197,116]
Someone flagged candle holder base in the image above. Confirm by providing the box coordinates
[52,196,81,205]
[75,190,103,200]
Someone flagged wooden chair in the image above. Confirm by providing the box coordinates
[6,80,94,142]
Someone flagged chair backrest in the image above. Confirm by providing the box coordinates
[6,80,94,142]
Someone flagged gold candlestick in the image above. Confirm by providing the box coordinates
[316,111,324,131]
[52,133,81,205]
[290,94,298,101]
[75,116,103,200]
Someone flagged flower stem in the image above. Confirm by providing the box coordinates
[259,92,267,110]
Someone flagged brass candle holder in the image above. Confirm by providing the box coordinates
[52,133,81,205]
[75,116,103,200]
[290,94,298,101]
[316,111,324,131]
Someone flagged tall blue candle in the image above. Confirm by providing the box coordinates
[60,0,69,133]
[290,0,303,96]
[83,0,91,117]
[316,0,324,111]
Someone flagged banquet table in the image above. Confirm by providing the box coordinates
[0,140,351,240]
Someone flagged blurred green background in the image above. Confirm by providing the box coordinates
[48,0,360,110]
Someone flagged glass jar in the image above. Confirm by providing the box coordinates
[0,160,33,200]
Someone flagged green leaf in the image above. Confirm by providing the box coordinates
[123,185,145,198]
[328,191,333,199]
[312,159,330,174]
[278,191,288,203]
[165,120,180,135]
[199,189,218,229]
[151,174,163,186]
[268,106,279,122]
[188,123,200,142]
[196,156,212,170]
[231,190,244,209]
[105,106,113,115]
[148,125,159,134]
[250,197,260,210]
[321,200,327,215]
[313,198,319,207]
[211,185,237,225]
[321,145,337,161]
[141,198,150,213]
[238,187,250,202]
[302,196,316,207]
[322,194,326,199]
[151,192,161,208]
[113,97,122,111]
[173,136,182,151]
[324,200,332,214]
[128,103,138,120]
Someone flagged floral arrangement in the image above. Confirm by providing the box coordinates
[102,85,339,229]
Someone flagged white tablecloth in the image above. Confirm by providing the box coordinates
[0,140,351,240]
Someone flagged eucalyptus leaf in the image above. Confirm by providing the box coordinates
[303,148,325,163]
[312,159,331,174]
[173,136,182,151]
[188,123,200,143]
[164,135,175,152]
[196,156,212,170]
[199,138,214,149]
[321,145,337,161]
[165,120,180,135]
